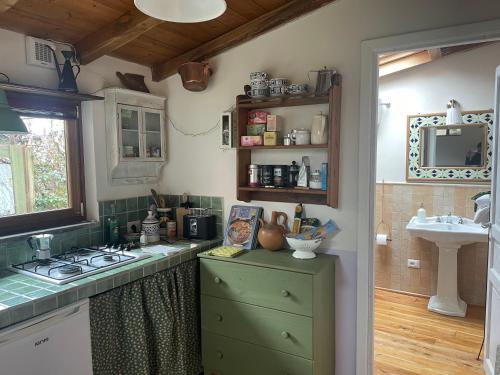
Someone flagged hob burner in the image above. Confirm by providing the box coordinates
[103,254,115,261]
[58,265,81,274]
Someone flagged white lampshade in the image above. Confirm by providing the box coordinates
[134,0,227,23]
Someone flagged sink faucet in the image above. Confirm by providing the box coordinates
[436,216,442,223]
[458,216,464,224]
[446,212,453,224]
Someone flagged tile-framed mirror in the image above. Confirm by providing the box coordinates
[406,110,493,183]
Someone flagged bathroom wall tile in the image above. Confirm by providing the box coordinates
[375,183,489,306]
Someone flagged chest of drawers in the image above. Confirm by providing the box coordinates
[199,249,336,375]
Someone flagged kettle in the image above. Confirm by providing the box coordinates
[27,234,54,260]
[311,114,328,144]
[49,47,80,93]
[314,67,336,96]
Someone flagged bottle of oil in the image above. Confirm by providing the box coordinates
[108,203,119,244]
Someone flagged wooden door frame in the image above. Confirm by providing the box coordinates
[358,19,500,375]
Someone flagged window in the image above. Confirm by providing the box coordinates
[0,91,85,235]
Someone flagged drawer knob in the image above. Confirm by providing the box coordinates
[216,314,223,322]
[281,331,290,339]
[214,277,222,284]
[281,290,290,297]
[216,351,223,360]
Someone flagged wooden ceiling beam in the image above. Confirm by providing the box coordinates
[76,8,164,65]
[151,0,336,82]
[0,0,18,13]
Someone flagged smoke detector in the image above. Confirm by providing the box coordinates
[25,36,55,69]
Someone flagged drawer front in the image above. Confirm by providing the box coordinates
[202,295,312,358]
[200,259,313,316]
[202,331,312,375]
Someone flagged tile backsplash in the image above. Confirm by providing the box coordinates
[375,183,489,306]
[0,194,223,272]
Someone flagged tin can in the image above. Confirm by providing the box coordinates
[273,165,289,188]
[167,220,177,239]
[261,165,274,187]
[248,164,261,187]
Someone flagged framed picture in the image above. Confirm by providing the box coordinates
[223,205,263,250]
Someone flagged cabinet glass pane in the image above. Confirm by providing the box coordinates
[120,108,140,158]
[144,112,161,132]
[144,111,162,158]
[145,134,162,158]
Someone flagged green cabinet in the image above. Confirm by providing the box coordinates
[199,249,336,375]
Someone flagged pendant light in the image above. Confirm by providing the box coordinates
[134,0,227,23]
[0,88,28,134]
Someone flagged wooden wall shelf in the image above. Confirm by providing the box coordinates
[235,74,342,208]
[237,95,329,109]
[238,144,328,150]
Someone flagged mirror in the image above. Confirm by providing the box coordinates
[407,111,492,183]
[420,124,486,168]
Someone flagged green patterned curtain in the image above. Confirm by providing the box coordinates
[89,260,202,375]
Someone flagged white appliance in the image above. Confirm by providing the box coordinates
[0,300,93,375]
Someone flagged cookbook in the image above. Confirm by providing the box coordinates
[223,205,263,250]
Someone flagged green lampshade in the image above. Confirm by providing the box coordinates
[0,88,28,134]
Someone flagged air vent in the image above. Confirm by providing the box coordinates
[25,36,55,69]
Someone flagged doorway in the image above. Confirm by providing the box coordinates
[357,20,500,375]
[373,43,494,374]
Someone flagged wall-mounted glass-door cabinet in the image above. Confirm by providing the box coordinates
[97,88,166,185]
[117,104,165,161]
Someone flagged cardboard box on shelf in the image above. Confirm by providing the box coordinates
[248,110,269,124]
[266,114,282,132]
[263,131,281,146]
[241,135,264,147]
[246,124,266,136]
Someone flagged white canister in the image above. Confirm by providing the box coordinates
[291,129,311,145]
[142,210,160,243]
[311,114,328,144]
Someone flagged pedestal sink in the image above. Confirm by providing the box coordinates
[406,215,488,317]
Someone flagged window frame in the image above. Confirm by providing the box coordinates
[0,91,86,236]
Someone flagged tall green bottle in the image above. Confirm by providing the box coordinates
[108,203,119,244]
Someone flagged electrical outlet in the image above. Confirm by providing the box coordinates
[407,259,421,269]
[127,220,141,233]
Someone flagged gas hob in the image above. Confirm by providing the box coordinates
[9,245,151,285]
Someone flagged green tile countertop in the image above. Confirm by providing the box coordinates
[0,238,222,330]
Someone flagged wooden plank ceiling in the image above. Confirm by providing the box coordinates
[0,0,335,81]
[379,42,491,77]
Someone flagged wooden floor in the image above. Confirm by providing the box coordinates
[374,289,485,375]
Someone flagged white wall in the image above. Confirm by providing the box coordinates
[377,43,500,182]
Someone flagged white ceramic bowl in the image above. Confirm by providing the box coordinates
[286,237,322,259]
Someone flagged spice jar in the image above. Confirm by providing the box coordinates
[310,170,322,189]
[248,164,261,187]
[273,165,289,188]
[261,165,274,187]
